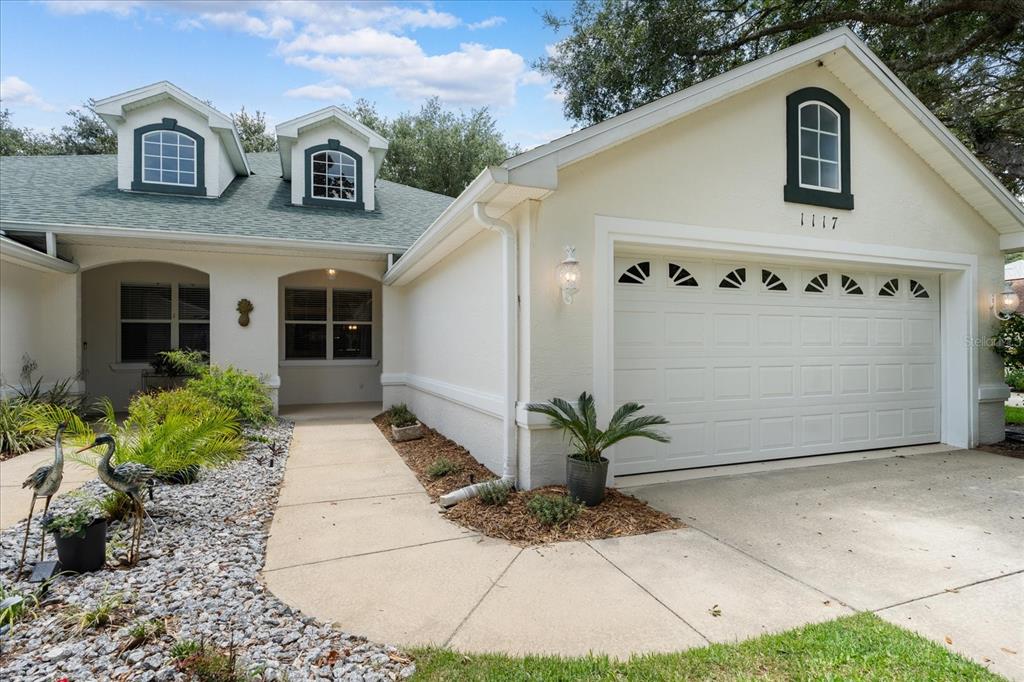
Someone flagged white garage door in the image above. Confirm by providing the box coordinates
[613,255,941,476]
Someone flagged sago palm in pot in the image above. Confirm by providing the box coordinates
[526,392,669,506]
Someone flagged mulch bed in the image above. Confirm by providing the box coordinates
[977,438,1024,460]
[373,414,683,546]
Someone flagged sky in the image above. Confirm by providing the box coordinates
[0,0,575,150]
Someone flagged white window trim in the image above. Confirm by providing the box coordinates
[141,130,198,188]
[797,100,842,194]
[282,287,374,361]
[117,281,210,364]
[310,150,358,203]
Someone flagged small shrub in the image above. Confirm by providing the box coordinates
[174,638,252,681]
[75,592,126,631]
[152,349,209,377]
[171,639,202,661]
[44,493,102,539]
[477,480,511,506]
[124,618,166,650]
[0,582,41,632]
[128,388,237,425]
[185,366,273,426]
[426,456,460,479]
[387,403,418,428]
[527,494,583,526]
[1007,367,1024,391]
[100,491,134,522]
[0,399,49,456]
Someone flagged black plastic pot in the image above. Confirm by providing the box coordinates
[53,518,106,573]
[566,456,609,506]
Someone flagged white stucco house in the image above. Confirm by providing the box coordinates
[2,29,1023,490]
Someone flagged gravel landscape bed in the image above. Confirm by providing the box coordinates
[0,419,414,681]
[373,415,683,545]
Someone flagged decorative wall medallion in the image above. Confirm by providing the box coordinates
[236,298,254,327]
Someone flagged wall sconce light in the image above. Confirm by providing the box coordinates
[556,246,580,304]
[993,281,1020,320]
[326,268,337,281]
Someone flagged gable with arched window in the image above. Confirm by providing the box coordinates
[132,118,206,196]
[303,139,364,209]
[784,87,853,210]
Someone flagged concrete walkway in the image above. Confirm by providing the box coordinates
[0,448,95,529]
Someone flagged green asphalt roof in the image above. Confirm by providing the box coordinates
[0,152,454,250]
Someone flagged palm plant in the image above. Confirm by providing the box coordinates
[526,392,670,463]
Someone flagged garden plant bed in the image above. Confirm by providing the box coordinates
[0,420,415,681]
[373,415,682,546]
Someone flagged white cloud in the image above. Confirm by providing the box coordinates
[43,1,141,16]
[519,70,548,87]
[0,76,56,111]
[281,28,420,57]
[545,89,566,104]
[467,16,505,30]
[284,82,353,101]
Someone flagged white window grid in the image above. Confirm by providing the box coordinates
[119,282,209,363]
[141,131,197,187]
[311,150,357,202]
[283,287,372,360]
[797,101,841,193]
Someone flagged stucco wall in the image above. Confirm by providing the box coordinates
[278,269,382,406]
[520,61,1006,486]
[81,261,208,409]
[70,243,386,411]
[289,121,376,210]
[0,260,78,394]
[116,99,235,198]
[383,229,506,473]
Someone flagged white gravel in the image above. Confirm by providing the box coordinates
[0,420,416,681]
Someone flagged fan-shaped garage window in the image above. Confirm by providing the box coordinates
[805,273,829,293]
[667,263,698,287]
[762,269,787,291]
[719,267,746,289]
[618,261,651,284]
[878,278,900,297]
[910,280,930,299]
[841,275,863,295]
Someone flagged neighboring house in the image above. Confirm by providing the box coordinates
[1005,260,1024,313]
[2,29,1023,490]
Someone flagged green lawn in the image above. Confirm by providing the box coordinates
[410,613,1003,681]
[1005,405,1024,425]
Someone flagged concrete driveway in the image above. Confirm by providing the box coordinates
[628,450,1024,680]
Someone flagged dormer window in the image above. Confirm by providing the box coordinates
[142,130,197,187]
[311,149,356,202]
[302,139,364,209]
[784,87,853,210]
[131,117,207,196]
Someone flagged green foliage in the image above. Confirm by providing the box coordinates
[74,592,125,631]
[527,494,582,527]
[0,582,41,632]
[1005,405,1024,425]
[477,480,511,506]
[426,457,460,479]
[1006,367,1024,391]
[0,109,56,155]
[538,2,1024,195]
[184,367,274,426]
[232,106,277,153]
[991,314,1024,369]
[125,618,166,649]
[43,492,102,539]
[174,638,252,681]
[1,101,115,156]
[128,387,235,425]
[346,98,517,197]
[171,640,202,660]
[388,403,419,428]
[158,349,209,378]
[527,392,669,462]
[0,399,50,456]
[99,491,134,522]
[410,613,1004,681]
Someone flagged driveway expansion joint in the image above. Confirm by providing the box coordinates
[872,568,1024,613]
[264,534,479,573]
[443,547,524,648]
[275,490,426,508]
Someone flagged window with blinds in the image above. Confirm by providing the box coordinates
[283,287,372,360]
[120,282,210,363]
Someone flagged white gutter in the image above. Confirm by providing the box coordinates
[438,202,518,506]
[0,236,79,273]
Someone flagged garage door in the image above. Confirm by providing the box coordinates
[613,255,940,476]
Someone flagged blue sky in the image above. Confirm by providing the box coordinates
[0,1,575,149]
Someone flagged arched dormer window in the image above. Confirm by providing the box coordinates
[132,118,206,196]
[303,139,364,209]
[784,87,853,210]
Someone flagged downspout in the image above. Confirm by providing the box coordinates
[438,203,518,507]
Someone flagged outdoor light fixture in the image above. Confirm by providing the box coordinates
[556,246,580,304]
[326,268,337,280]
[993,281,1020,320]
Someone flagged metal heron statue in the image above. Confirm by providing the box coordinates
[17,422,68,576]
[77,434,155,565]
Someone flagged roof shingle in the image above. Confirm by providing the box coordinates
[0,152,453,250]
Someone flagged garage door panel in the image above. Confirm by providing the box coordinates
[613,256,941,475]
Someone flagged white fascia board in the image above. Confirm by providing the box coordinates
[1000,232,1024,252]
[0,220,399,256]
[93,80,251,176]
[275,106,390,150]
[0,236,79,273]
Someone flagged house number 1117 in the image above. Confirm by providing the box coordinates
[801,212,838,230]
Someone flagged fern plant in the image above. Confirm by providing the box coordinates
[526,392,670,463]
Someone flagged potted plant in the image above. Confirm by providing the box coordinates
[388,404,424,442]
[527,392,669,506]
[43,495,107,573]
